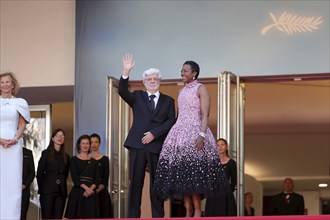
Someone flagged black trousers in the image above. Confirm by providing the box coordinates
[40,193,66,219]
[127,148,164,218]
[21,190,30,220]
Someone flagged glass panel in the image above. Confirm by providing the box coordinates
[107,77,130,218]
[229,75,238,159]
[23,105,51,220]
[218,72,245,216]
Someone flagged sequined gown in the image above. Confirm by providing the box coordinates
[0,97,30,220]
[154,80,228,199]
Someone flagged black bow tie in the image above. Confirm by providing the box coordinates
[284,193,291,200]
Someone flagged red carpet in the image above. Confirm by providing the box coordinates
[107,215,330,220]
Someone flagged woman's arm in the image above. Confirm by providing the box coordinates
[8,114,26,147]
[196,85,211,151]
[97,158,109,193]
[230,159,238,192]
[15,114,27,139]
[36,151,47,186]
[64,154,71,180]
[70,157,82,187]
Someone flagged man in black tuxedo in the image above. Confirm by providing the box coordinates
[270,177,305,215]
[118,53,176,218]
[21,147,35,220]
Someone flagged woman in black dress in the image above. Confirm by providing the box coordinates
[204,138,237,216]
[90,133,113,218]
[37,128,70,219]
[244,192,255,216]
[64,134,99,219]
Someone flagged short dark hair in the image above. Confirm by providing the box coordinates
[183,61,200,79]
[76,134,91,153]
[90,133,101,143]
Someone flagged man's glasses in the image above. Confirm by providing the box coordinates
[145,77,160,82]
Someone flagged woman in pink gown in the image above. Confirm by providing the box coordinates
[154,61,228,217]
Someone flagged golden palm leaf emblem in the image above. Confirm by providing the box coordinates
[261,12,323,35]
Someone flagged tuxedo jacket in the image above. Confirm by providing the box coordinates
[118,76,176,154]
[22,148,35,197]
[270,192,305,215]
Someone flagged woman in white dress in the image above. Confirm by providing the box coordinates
[0,72,30,219]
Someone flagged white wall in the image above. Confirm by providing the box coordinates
[0,0,75,87]
[319,189,330,199]
[297,190,320,215]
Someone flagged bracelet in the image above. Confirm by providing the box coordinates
[198,131,206,138]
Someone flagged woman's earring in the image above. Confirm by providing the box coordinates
[193,76,195,79]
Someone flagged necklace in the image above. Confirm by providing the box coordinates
[0,95,13,99]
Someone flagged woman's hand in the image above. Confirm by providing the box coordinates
[7,138,18,147]
[81,184,94,197]
[83,191,89,198]
[195,136,205,151]
[83,187,95,197]
[96,184,105,194]
[0,138,11,148]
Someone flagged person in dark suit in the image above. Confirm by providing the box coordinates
[118,53,176,218]
[37,128,71,219]
[21,147,35,220]
[270,177,305,215]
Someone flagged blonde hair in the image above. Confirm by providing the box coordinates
[0,71,20,95]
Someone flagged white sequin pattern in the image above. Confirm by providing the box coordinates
[154,80,228,199]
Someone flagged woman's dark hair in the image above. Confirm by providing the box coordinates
[76,134,91,153]
[217,138,229,157]
[47,128,68,165]
[184,61,200,79]
[90,133,101,143]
